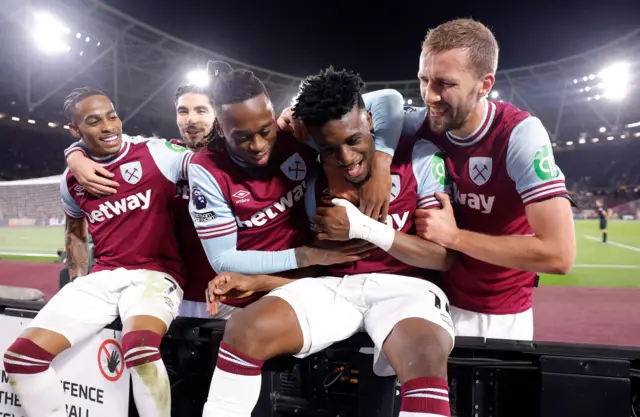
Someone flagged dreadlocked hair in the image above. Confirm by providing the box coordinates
[292,66,365,127]
[63,87,108,122]
[207,61,269,109]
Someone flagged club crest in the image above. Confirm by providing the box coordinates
[120,161,143,185]
[390,174,401,202]
[468,157,492,186]
[280,153,307,181]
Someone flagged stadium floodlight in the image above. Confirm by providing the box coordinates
[626,121,640,129]
[490,90,499,99]
[599,62,630,100]
[27,119,35,124]
[407,99,413,105]
[186,70,209,87]
[592,138,599,143]
[566,141,574,145]
[63,125,69,130]
[607,136,614,141]
[578,138,586,144]
[11,117,19,122]
[599,126,606,133]
[33,12,71,54]
[48,122,57,128]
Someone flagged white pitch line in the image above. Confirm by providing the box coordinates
[582,235,640,252]
[573,264,640,269]
[0,251,58,257]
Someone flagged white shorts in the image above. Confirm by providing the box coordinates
[450,306,534,341]
[267,273,455,377]
[28,268,183,346]
[178,300,238,320]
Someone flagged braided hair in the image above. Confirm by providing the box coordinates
[63,87,108,122]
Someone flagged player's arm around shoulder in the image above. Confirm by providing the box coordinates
[508,116,576,273]
[357,89,405,221]
[64,140,119,197]
[146,138,194,183]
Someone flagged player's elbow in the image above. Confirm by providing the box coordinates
[545,246,575,275]
[210,256,231,275]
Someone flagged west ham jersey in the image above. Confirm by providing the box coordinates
[307,137,449,281]
[60,138,193,285]
[188,131,317,277]
[404,100,571,314]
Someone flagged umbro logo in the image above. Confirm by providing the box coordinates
[232,190,250,204]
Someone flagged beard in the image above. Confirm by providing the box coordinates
[181,125,213,151]
[427,88,479,135]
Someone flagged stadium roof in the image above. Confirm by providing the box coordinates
[0,0,639,147]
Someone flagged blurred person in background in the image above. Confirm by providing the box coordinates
[595,199,608,243]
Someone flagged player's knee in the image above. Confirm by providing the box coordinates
[121,330,163,369]
[223,309,276,361]
[223,296,303,361]
[386,318,452,382]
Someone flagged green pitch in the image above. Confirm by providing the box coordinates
[540,220,640,288]
[1,221,639,287]
[0,226,64,261]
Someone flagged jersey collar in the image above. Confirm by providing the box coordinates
[445,99,496,147]
[90,136,131,166]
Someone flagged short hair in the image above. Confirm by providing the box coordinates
[423,18,499,78]
[292,66,365,127]
[63,87,108,122]
[207,61,269,109]
[174,84,214,107]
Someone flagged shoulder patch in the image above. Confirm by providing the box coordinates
[431,153,449,186]
[533,144,560,180]
[165,141,187,152]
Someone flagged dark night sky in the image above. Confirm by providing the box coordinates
[104,0,640,81]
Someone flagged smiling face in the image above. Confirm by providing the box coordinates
[215,93,278,167]
[68,94,122,156]
[309,104,375,186]
[176,92,215,150]
[418,47,492,135]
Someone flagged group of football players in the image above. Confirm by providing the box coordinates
[3,17,575,417]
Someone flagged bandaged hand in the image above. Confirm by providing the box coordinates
[312,198,395,251]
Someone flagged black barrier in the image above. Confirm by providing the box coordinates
[2,301,640,417]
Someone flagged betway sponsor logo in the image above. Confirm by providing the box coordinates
[86,190,152,223]
[236,183,305,228]
[385,211,409,230]
[453,183,494,214]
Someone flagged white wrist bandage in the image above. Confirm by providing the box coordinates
[331,198,395,252]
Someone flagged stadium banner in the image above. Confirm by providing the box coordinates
[1,218,65,227]
[7,218,37,227]
[0,314,130,417]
